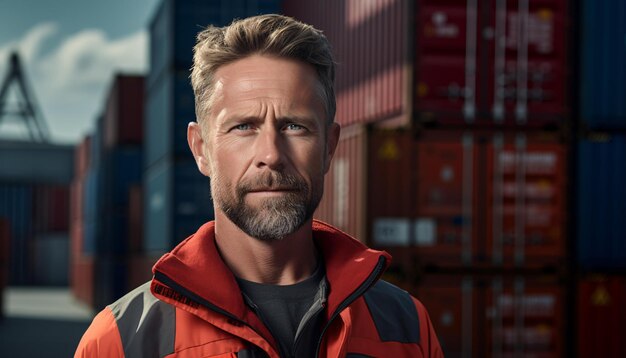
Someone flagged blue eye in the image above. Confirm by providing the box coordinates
[233,123,252,131]
[285,123,305,131]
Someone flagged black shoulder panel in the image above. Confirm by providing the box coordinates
[109,281,176,357]
[236,347,270,357]
[363,280,420,344]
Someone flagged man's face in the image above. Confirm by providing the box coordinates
[198,55,339,241]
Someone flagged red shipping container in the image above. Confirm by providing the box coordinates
[104,75,144,148]
[128,184,143,253]
[367,130,566,268]
[69,179,84,224]
[33,184,70,232]
[315,124,369,242]
[416,274,564,357]
[578,276,626,358]
[413,133,480,264]
[485,136,566,267]
[128,254,159,291]
[71,255,94,308]
[415,275,480,357]
[70,221,83,261]
[483,276,563,357]
[283,0,411,127]
[416,0,568,126]
[74,135,91,179]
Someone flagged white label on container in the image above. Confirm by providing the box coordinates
[415,218,436,246]
[373,218,410,246]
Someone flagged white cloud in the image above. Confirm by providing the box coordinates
[0,22,58,69]
[0,23,148,143]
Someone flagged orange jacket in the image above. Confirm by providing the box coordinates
[75,220,443,357]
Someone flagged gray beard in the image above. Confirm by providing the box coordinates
[211,171,323,241]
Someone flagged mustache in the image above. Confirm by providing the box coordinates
[237,171,308,193]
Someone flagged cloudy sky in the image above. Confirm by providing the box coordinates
[0,0,159,144]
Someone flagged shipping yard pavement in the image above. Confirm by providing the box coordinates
[0,287,94,357]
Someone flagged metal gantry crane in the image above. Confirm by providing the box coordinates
[0,52,51,142]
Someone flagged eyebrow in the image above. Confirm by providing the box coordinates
[220,114,321,128]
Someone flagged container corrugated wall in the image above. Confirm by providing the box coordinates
[578,276,626,357]
[146,0,283,167]
[0,185,33,284]
[145,159,213,252]
[416,0,569,126]
[70,135,91,303]
[144,0,281,252]
[0,142,74,184]
[580,0,626,129]
[577,134,626,269]
[0,183,71,285]
[98,148,142,256]
[416,274,564,357]
[367,130,566,268]
[283,0,412,127]
[104,75,145,148]
[315,124,368,242]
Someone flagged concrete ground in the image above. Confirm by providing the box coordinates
[0,287,94,357]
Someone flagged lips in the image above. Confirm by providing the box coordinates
[247,187,298,193]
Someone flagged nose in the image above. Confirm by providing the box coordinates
[253,126,285,170]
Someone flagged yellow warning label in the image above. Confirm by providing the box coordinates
[379,138,399,160]
[591,286,611,306]
[537,9,553,20]
[417,82,429,97]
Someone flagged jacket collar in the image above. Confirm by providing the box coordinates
[151,219,390,323]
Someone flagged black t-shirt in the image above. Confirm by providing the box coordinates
[236,264,327,357]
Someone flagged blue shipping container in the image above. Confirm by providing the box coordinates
[99,213,131,256]
[580,0,626,129]
[102,147,143,210]
[94,256,128,310]
[82,167,102,255]
[578,135,626,269]
[90,116,105,169]
[144,158,213,252]
[145,72,173,166]
[147,0,282,88]
[0,184,33,284]
[145,0,282,167]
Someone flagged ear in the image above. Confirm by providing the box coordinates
[187,122,212,177]
[323,122,341,174]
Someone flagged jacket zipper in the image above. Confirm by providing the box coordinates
[313,256,387,358]
[242,294,289,358]
[153,271,277,356]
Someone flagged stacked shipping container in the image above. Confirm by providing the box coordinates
[70,135,94,306]
[416,0,568,127]
[144,0,281,255]
[368,130,567,268]
[579,0,626,130]
[284,0,571,356]
[70,75,146,309]
[0,141,73,285]
[576,0,626,350]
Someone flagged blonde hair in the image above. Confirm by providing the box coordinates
[190,14,336,127]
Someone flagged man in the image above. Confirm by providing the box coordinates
[76,14,443,357]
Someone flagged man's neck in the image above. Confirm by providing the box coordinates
[213,212,319,285]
